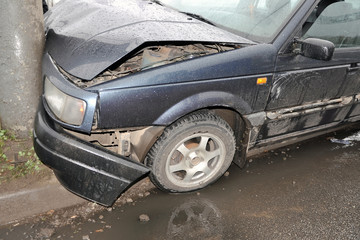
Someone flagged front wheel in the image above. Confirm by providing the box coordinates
[145,111,236,192]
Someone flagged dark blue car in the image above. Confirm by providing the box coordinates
[34,0,360,206]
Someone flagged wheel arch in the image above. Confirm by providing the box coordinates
[210,108,250,168]
[153,91,252,126]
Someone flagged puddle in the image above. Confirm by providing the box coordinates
[330,130,360,148]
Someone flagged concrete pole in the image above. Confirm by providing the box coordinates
[0,0,44,137]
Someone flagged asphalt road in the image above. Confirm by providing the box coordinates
[1,127,359,240]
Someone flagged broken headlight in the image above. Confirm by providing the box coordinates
[44,78,86,126]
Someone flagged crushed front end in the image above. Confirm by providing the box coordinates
[34,53,150,206]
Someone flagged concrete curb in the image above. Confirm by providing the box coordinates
[0,175,86,226]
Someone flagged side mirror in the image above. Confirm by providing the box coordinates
[296,38,335,61]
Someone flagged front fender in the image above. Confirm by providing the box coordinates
[153,91,252,125]
[97,74,271,129]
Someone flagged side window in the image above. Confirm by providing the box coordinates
[302,0,360,48]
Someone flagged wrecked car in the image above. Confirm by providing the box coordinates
[34,0,360,206]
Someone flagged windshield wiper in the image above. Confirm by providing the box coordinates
[180,12,216,26]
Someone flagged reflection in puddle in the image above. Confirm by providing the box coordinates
[167,198,223,240]
[343,130,360,142]
[330,130,360,149]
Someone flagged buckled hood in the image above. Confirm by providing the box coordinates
[45,0,253,80]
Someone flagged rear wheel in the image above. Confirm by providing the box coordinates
[145,111,236,192]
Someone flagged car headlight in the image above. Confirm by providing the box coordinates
[44,78,86,126]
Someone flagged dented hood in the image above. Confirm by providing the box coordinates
[45,0,253,80]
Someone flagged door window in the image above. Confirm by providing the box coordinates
[302,0,360,48]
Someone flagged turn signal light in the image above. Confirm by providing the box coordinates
[257,77,267,85]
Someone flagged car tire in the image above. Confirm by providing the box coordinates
[145,111,236,192]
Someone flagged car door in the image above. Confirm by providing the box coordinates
[330,0,360,122]
[259,0,360,140]
[304,0,360,123]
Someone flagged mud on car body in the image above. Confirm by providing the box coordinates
[34,0,360,206]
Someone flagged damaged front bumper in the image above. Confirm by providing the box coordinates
[33,101,150,206]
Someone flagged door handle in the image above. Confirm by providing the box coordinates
[347,64,360,72]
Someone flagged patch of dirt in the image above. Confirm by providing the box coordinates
[0,137,53,194]
[0,167,53,194]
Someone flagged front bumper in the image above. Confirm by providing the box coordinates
[33,101,150,206]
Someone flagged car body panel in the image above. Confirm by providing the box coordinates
[93,43,276,129]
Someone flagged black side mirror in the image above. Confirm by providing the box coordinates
[296,38,335,61]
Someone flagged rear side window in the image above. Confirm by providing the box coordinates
[302,0,360,48]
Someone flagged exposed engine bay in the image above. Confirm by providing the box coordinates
[60,43,240,88]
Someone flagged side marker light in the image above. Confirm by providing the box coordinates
[257,77,267,85]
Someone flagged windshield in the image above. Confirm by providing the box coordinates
[159,0,305,43]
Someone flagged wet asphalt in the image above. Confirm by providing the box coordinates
[0,126,359,240]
